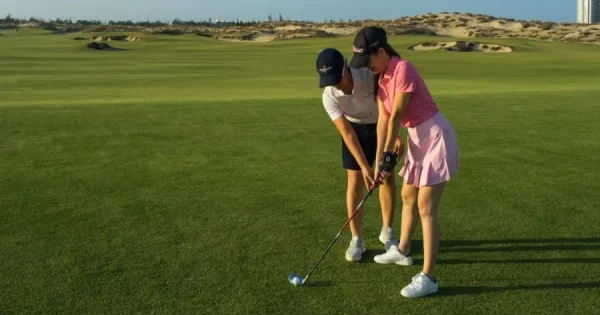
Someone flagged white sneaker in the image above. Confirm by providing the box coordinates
[373,246,413,265]
[401,272,438,298]
[345,236,366,262]
[379,227,399,250]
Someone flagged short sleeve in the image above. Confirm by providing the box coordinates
[322,93,344,121]
[394,61,417,93]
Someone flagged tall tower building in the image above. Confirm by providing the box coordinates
[578,0,600,24]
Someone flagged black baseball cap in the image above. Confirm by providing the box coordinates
[349,27,387,69]
[316,48,345,88]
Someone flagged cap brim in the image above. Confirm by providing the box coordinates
[319,74,342,88]
[348,54,370,69]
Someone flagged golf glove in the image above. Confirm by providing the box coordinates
[379,152,397,173]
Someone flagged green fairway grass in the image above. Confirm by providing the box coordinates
[1,29,599,314]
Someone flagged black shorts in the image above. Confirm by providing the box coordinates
[342,122,377,171]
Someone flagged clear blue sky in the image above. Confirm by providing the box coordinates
[1,0,575,23]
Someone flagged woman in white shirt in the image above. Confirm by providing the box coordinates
[316,48,403,262]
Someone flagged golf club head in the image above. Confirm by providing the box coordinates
[288,273,304,286]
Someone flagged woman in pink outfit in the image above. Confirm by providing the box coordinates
[349,27,459,298]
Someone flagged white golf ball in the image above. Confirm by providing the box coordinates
[292,277,302,286]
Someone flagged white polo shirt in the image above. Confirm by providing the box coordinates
[322,67,378,124]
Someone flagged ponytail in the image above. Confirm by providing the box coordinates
[373,43,401,101]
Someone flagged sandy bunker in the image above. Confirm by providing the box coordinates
[89,35,140,42]
[409,41,513,52]
[86,42,124,51]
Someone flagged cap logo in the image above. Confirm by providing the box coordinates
[319,65,332,74]
[368,40,380,48]
[353,46,364,53]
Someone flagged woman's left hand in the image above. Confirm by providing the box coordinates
[379,152,397,179]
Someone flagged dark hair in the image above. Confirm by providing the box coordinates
[373,43,401,100]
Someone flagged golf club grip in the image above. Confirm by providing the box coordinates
[369,177,382,191]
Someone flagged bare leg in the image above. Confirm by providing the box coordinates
[398,180,419,254]
[378,175,396,229]
[418,182,446,279]
[346,170,365,237]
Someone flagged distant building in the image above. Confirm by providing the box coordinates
[577,0,600,24]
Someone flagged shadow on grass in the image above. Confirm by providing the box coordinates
[316,239,600,296]
[356,249,386,263]
[439,238,600,258]
[418,237,599,264]
[441,237,600,247]
[440,258,600,264]
[441,244,600,252]
[437,282,600,297]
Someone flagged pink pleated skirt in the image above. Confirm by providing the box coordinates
[399,112,459,187]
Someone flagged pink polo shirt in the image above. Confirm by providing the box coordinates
[377,56,438,128]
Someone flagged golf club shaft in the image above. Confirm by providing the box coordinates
[303,178,381,283]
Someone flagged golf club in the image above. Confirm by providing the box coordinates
[288,177,382,286]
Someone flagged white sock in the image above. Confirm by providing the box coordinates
[382,226,393,234]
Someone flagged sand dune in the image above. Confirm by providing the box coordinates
[17,13,600,44]
[206,13,599,43]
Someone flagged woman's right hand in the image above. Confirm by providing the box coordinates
[362,166,375,189]
[379,169,391,180]
[375,165,387,186]
[374,166,380,182]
